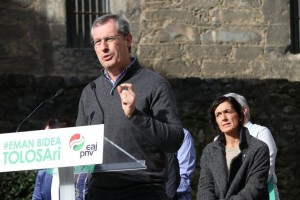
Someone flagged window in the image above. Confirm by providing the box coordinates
[66,0,110,48]
[290,0,300,53]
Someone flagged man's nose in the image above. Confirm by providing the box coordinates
[99,42,109,52]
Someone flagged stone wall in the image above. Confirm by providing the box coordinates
[0,0,300,80]
[0,74,299,199]
[110,0,300,81]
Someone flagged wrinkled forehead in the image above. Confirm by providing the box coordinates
[215,101,234,113]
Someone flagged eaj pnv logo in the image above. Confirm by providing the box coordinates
[69,134,85,151]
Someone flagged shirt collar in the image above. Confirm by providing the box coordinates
[244,121,252,129]
[102,57,136,86]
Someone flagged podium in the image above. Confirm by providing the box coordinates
[0,124,146,199]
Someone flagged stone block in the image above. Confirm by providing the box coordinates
[49,23,66,42]
[141,23,197,43]
[40,0,65,22]
[224,0,261,7]
[265,45,289,54]
[202,61,253,78]
[234,47,263,60]
[151,58,201,78]
[263,0,289,24]
[184,45,231,59]
[141,0,174,9]
[266,25,290,46]
[143,10,196,24]
[0,43,9,59]
[0,56,40,74]
[110,0,128,14]
[182,0,219,8]
[202,29,262,43]
[250,61,272,77]
[138,44,181,59]
[28,23,50,41]
[0,8,40,24]
[220,9,263,25]
[265,59,294,79]
[0,24,26,39]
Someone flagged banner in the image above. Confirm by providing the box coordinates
[0,124,104,172]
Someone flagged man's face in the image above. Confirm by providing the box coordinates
[91,19,132,72]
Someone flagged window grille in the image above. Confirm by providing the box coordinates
[290,0,300,53]
[66,0,110,48]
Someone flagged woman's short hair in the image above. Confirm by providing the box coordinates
[209,96,244,133]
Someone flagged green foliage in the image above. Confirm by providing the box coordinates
[0,170,36,200]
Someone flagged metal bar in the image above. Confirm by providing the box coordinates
[72,11,106,14]
[89,0,92,28]
[96,0,99,15]
[59,167,75,200]
[75,0,79,36]
[67,0,110,48]
[81,0,85,39]
[106,0,110,13]
[290,0,300,53]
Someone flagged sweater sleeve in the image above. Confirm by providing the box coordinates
[129,81,184,153]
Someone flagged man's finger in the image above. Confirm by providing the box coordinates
[120,83,134,93]
[117,85,123,94]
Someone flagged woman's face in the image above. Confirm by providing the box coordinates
[214,101,241,135]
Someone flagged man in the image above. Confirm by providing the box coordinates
[224,93,280,200]
[166,128,196,200]
[76,14,184,200]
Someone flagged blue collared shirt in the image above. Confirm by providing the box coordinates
[176,128,196,200]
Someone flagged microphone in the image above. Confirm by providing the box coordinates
[90,82,104,123]
[90,82,96,90]
[16,89,64,132]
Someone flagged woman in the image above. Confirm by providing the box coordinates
[32,117,89,200]
[197,96,270,200]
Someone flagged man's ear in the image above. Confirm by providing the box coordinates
[125,33,132,45]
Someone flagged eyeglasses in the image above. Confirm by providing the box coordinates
[92,35,122,47]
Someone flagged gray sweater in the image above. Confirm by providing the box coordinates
[197,127,270,200]
[76,59,184,195]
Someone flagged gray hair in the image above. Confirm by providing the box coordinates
[90,14,130,44]
[224,93,250,120]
